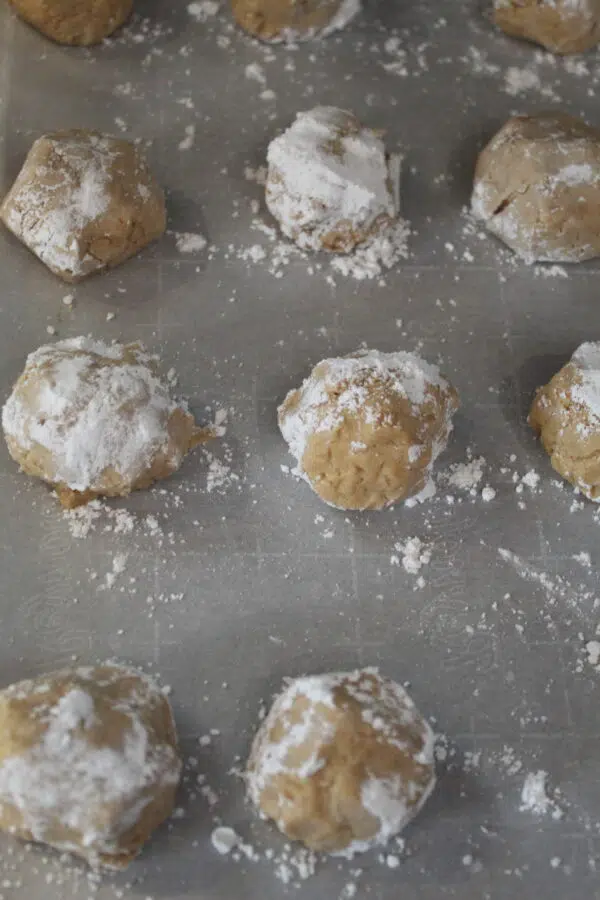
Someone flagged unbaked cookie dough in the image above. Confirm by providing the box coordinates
[9,0,133,45]
[471,112,600,264]
[278,349,459,510]
[0,663,181,869]
[530,342,600,500]
[2,337,211,508]
[494,0,600,54]
[266,106,399,255]
[231,0,360,42]
[0,129,165,282]
[246,668,435,855]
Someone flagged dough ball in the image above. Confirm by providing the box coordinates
[0,129,166,282]
[231,0,360,42]
[246,668,435,855]
[9,0,133,45]
[530,342,600,500]
[494,0,600,54]
[266,106,398,255]
[2,337,211,508]
[278,349,459,510]
[0,663,181,869]
[471,112,600,264]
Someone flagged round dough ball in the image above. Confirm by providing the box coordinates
[246,668,436,855]
[231,0,360,42]
[2,337,211,508]
[494,0,600,55]
[266,106,398,255]
[278,349,459,510]
[9,0,133,45]
[471,113,600,264]
[0,663,181,869]
[530,342,600,500]
[0,129,166,282]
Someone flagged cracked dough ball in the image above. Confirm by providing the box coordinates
[0,663,181,869]
[231,0,360,42]
[471,113,600,264]
[494,0,600,54]
[266,106,398,255]
[246,669,436,855]
[0,129,166,282]
[9,0,133,45]
[278,349,459,510]
[2,337,211,508]
[530,342,600,500]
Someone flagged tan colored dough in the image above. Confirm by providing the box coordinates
[530,342,600,500]
[278,349,459,510]
[0,129,165,282]
[231,0,359,42]
[1,337,212,508]
[0,663,181,869]
[471,112,600,264]
[246,669,436,855]
[494,0,600,54]
[8,0,133,45]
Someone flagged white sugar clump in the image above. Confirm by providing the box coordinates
[266,107,402,258]
[2,337,190,494]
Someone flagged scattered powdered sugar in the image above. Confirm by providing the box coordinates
[520,771,564,820]
[2,337,190,494]
[173,231,207,253]
[211,826,240,855]
[446,456,486,492]
[187,1,220,22]
[392,537,431,575]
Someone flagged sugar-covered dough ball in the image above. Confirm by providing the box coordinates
[494,0,600,54]
[278,349,459,510]
[530,342,600,500]
[0,129,165,282]
[231,0,360,42]
[246,668,435,855]
[0,663,181,869]
[266,107,398,255]
[2,337,211,508]
[9,0,133,45]
[471,113,600,264]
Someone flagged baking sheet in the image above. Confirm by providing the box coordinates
[1,1,600,897]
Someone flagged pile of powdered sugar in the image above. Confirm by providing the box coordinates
[2,338,189,494]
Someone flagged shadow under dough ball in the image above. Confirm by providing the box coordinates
[0,129,166,282]
[530,342,600,501]
[246,668,436,855]
[9,0,134,45]
[0,663,181,869]
[471,112,600,264]
[230,0,360,42]
[494,0,600,55]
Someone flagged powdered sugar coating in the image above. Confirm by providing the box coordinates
[247,668,435,857]
[266,107,397,255]
[569,341,600,422]
[2,337,192,495]
[249,0,360,43]
[0,664,181,868]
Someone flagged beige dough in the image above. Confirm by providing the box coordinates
[266,106,398,255]
[1,337,212,508]
[246,668,436,855]
[530,342,600,500]
[278,349,459,510]
[0,129,165,282]
[0,663,181,869]
[231,0,360,42]
[471,112,600,264]
[9,0,133,45]
[494,0,600,54]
